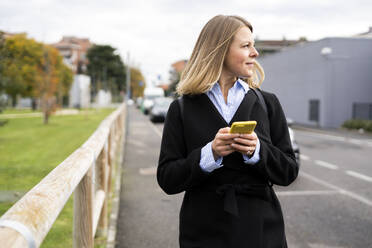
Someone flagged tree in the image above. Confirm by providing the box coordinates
[86,45,126,101]
[36,45,73,124]
[56,59,73,107]
[0,32,8,111]
[0,34,43,106]
[0,32,6,92]
[0,33,73,123]
[130,67,146,98]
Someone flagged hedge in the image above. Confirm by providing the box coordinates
[342,119,372,132]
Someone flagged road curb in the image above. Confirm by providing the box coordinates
[106,106,127,248]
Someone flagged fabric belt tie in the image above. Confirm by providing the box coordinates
[216,184,271,217]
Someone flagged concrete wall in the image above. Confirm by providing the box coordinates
[326,38,372,127]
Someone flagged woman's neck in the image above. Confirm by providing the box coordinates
[218,73,237,103]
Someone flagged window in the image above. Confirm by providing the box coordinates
[353,103,372,120]
[309,99,320,122]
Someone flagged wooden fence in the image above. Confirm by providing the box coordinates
[0,103,126,247]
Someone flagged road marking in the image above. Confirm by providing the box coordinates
[139,166,157,176]
[314,160,339,170]
[149,122,162,138]
[349,139,364,145]
[302,132,347,142]
[298,131,372,147]
[346,170,372,183]
[300,171,372,207]
[300,154,310,161]
[308,243,348,248]
[277,190,338,196]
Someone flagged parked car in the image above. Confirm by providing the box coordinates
[141,87,165,115]
[149,97,173,122]
[287,118,300,167]
[135,97,143,109]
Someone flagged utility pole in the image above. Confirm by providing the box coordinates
[126,52,131,102]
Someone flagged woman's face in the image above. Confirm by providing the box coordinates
[223,26,259,78]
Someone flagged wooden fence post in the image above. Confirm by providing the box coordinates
[97,142,109,236]
[0,104,126,248]
[73,166,93,248]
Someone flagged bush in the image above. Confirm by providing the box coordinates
[365,121,372,132]
[342,119,372,132]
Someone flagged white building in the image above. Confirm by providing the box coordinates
[69,74,91,108]
[96,89,112,107]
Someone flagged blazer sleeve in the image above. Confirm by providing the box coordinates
[157,100,210,195]
[255,93,299,186]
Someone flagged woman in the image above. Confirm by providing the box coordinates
[157,15,299,248]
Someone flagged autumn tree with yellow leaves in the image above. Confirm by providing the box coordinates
[130,67,146,98]
[0,33,73,123]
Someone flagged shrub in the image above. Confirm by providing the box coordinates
[342,119,372,132]
[365,121,372,132]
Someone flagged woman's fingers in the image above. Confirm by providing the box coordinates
[216,144,235,156]
[231,131,258,154]
[233,137,256,146]
[219,127,230,133]
[212,134,236,158]
[231,142,255,154]
[216,132,239,141]
[238,132,257,140]
[213,127,257,158]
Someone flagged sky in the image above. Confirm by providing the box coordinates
[1,0,371,86]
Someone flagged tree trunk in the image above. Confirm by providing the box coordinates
[43,111,49,124]
[11,94,17,107]
[31,98,37,111]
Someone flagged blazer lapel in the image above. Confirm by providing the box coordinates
[200,90,259,126]
[229,90,258,125]
[200,94,229,126]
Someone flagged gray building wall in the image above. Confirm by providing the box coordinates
[259,38,372,128]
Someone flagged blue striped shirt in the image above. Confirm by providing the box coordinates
[199,79,261,172]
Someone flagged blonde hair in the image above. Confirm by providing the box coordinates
[176,15,265,96]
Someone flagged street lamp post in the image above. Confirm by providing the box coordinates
[126,52,131,102]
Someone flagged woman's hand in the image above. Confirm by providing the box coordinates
[231,132,258,157]
[211,127,239,160]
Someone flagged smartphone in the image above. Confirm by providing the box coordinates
[229,121,257,134]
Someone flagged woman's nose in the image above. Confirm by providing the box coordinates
[250,47,259,57]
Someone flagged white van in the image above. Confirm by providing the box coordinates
[141,87,165,114]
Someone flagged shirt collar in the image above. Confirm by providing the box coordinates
[210,78,250,94]
[236,78,250,93]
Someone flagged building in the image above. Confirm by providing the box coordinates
[354,27,372,38]
[51,36,92,74]
[169,59,187,83]
[69,74,91,108]
[259,37,372,128]
[255,37,307,56]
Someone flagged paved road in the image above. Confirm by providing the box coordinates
[116,105,372,248]
[281,129,372,248]
[115,105,182,248]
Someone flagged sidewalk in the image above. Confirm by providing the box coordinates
[115,106,182,248]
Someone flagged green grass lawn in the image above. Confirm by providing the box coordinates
[0,108,116,247]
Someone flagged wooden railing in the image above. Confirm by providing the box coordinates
[0,103,126,248]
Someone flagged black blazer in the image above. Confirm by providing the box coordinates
[157,90,299,248]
